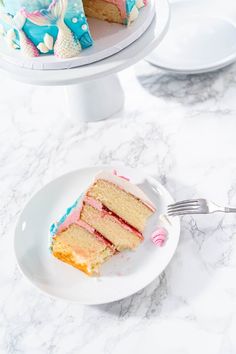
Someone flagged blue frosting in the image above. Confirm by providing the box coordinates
[23,21,57,51]
[3,0,137,16]
[126,0,137,14]
[3,1,52,14]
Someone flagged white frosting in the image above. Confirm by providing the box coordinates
[136,0,145,9]
[5,28,16,48]
[14,12,26,30]
[44,33,54,50]
[37,42,49,53]
[94,170,156,210]
[128,5,139,25]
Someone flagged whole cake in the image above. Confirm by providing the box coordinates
[50,170,155,275]
[0,0,147,58]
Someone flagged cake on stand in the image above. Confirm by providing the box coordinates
[0,0,170,122]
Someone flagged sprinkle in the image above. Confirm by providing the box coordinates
[72,17,78,23]
[81,24,88,31]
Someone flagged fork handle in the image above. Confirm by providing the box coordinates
[225,207,236,213]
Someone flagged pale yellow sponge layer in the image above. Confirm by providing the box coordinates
[83,0,123,24]
[87,179,154,233]
[52,224,114,275]
[81,203,143,251]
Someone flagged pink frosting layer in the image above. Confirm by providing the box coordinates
[76,219,95,234]
[84,196,103,210]
[84,196,144,240]
[57,205,82,234]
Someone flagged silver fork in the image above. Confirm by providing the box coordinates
[167,198,236,216]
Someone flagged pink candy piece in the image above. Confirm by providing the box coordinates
[112,169,130,181]
[151,227,168,247]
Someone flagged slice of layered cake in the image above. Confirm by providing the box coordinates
[50,170,155,275]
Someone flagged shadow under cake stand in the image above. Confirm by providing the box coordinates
[0,0,170,122]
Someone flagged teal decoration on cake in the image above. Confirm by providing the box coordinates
[0,0,146,58]
[0,10,40,56]
[0,0,93,57]
[126,0,137,14]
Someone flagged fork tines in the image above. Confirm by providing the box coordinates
[168,199,201,216]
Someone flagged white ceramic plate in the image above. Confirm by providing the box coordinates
[14,166,180,304]
[146,0,236,74]
[0,0,155,70]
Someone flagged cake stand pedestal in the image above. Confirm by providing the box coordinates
[0,0,170,122]
[65,75,124,122]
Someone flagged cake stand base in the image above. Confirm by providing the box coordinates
[65,74,124,122]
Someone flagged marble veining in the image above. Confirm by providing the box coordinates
[1,59,236,353]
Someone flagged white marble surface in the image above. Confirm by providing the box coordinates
[1,60,236,354]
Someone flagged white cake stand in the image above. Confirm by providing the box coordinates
[0,0,170,122]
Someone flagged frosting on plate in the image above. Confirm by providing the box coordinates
[151,227,168,247]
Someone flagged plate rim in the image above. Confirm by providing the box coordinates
[14,165,180,304]
[146,53,236,75]
[146,0,236,74]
